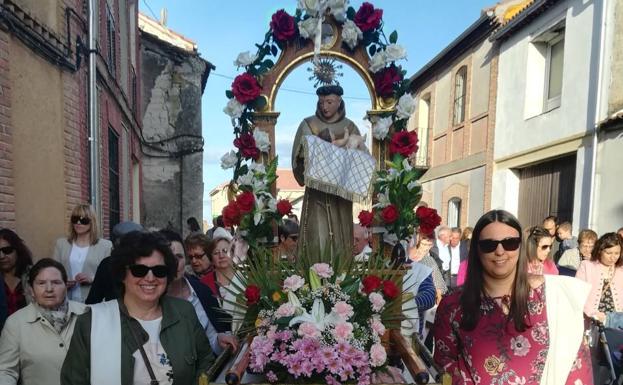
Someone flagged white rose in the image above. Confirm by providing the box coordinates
[298,17,318,40]
[341,20,362,50]
[223,98,245,120]
[297,0,319,16]
[328,0,348,21]
[396,93,415,120]
[220,150,238,170]
[253,130,270,153]
[233,51,258,68]
[384,44,407,63]
[372,116,392,140]
[369,51,387,73]
[249,161,266,174]
[237,171,254,187]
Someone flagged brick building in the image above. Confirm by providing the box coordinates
[0,0,141,259]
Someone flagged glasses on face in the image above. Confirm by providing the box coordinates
[187,253,206,261]
[128,264,168,278]
[0,246,15,255]
[478,237,522,253]
[71,215,91,225]
[539,244,552,251]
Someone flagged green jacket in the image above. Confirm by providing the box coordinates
[60,296,214,385]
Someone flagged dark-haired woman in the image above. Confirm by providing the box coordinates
[61,231,214,385]
[53,204,112,302]
[433,210,593,384]
[525,226,558,275]
[0,259,86,385]
[0,229,33,316]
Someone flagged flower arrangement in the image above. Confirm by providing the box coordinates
[237,254,404,385]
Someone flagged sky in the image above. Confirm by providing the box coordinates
[138,0,495,221]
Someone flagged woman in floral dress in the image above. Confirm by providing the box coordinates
[433,210,593,384]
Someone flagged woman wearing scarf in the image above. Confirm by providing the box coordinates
[0,258,86,385]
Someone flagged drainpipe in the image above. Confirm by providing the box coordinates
[587,0,609,231]
[88,0,101,222]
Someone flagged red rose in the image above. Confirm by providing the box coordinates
[231,73,261,104]
[416,206,442,236]
[380,204,399,224]
[362,275,382,294]
[236,191,255,214]
[245,285,261,305]
[382,280,399,299]
[373,65,403,98]
[358,210,374,227]
[222,202,241,227]
[389,130,419,158]
[270,9,297,42]
[233,132,260,160]
[354,2,383,32]
[276,199,293,216]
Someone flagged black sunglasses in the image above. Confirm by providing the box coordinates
[478,237,522,253]
[128,264,168,278]
[71,215,91,225]
[0,246,15,255]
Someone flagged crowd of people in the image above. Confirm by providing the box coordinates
[0,203,622,384]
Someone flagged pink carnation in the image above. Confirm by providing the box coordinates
[370,343,387,367]
[369,292,386,312]
[298,322,321,339]
[311,263,334,278]
[332,301,354,320]
[333,321,354,341]
[266,371,278,383]
[275,303,295,318]
[370,316,386,336]
[283,275,305,291]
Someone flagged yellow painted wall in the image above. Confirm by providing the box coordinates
[10,40,67,260]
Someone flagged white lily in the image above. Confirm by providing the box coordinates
[373,190,391,208]
[288,298,339,331]
[402,157,413,171]
[236,171,254,187]
[287,291,304,315]
[407,180,419,191]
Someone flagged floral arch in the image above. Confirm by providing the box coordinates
[219,1,440,252]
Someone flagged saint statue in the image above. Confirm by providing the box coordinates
[291,84,367,258]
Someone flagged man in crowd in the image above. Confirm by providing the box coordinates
[449,227,468,288]
[555,221,577,261]
[542,215,561,258]
[431,226,452,286]
[353,224,372,262]
[278,220,299,262]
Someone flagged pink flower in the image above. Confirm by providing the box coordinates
[333,321,354,341]
[370,343,387,367]
[283,274,305,291]
[332,301,354,320]
[266,371,278,383]
[311,263,334,278]
[275,303,295,318]
[510,335,531,357]
[298,322,321,339]
[326,375,341,385]
[370,316,386,336]
[369,292,386,312]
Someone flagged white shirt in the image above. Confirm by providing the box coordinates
[184,277,221,354]
[354,245,372,262]
[436,239,451,271]
[133,317,173,385]
[68,244,89,301]
[450,244,461,275]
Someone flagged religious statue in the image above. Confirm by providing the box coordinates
[291,84,369,258]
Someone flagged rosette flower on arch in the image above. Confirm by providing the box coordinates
[231,73,261,104]
[373,64,403,99]
[389,130,419,158]
[354,2,383,32]
[270,9,297,42]
[233,132,260,160]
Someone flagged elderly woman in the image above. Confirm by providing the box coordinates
[0,229,33,316]
[53,204,112,302]
[558,229,598,272]
[434,210,592,384]
[0,259,86,385]
[525,226,558,275]
[184,233,212,278]
[575,232,623,323]
[61,231,214,385]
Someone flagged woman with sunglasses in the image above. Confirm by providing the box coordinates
[53,204,112,302]
[525,226,558,275]
[433,210,593,384]
[0,229,33,316]
[0,259,86,385]
[61,231,214,385]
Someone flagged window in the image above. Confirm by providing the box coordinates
[447,197,461,228]
[544,33,564,111]
[106,5,117,78]
[453,66,467,125]
[108,127,120,234]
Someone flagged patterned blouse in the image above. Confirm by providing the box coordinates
[433,283,593,384]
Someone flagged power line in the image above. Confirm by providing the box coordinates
[211,72,370,101]
[142,0,159,21]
